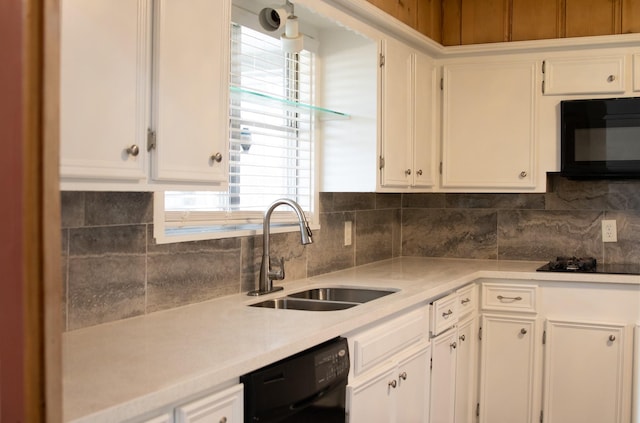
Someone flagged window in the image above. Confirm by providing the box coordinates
[155,18,317,243]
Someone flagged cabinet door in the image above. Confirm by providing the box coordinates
[455,316,478,423]
[60,0,150,182]
[379,37,413,187]
[441,60,537,190]
[542,320,633,423]
[478,314,541,423]
[543,56,625,95]
[412,53,437,188]
[430,329,458,423]
[396,344,432,423]
[152,0,230,185]
[347,363,395,423]
[175,384,243,423]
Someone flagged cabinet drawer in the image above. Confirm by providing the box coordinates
[350,307,429,377]
[457,284,478,319]
[481,283,538,313]
[543,56,625,95]
[431,293,459,336]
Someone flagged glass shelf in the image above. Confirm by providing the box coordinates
[230,86,350,121]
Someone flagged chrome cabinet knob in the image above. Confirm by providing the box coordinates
[416,169,423,176]
[211,152,223,163]
[519,171,527,178]
[405,169,412,176]
[126,144,140,157]
[450,341,457,349]
[520,328,528,335]
[388,380,397,388]
[609,335,616,342]
[607,75,616,82]
[219,418,227,423]
[459,334,466,342]
[399,371,407,381]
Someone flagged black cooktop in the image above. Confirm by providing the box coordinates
[536,256,640,275]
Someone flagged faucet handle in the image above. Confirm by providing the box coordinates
[269,257,285,280]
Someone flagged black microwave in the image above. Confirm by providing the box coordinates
[561,97,640,178]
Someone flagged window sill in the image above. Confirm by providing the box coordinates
[153,222,321,244]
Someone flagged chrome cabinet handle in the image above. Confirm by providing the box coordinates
[520,328,527,335]
[126,144,140,157]
[607,75,616,82]
[609,335,616,342]
[497,295,522,301]
[461,298,471,304]
[388,380,397,388]
[399,371,407,381]
[211,152,223,163]
[442,309,453,318]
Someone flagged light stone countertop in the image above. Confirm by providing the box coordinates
[63,257,640,422]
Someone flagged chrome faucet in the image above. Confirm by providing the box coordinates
[248,198,313,296]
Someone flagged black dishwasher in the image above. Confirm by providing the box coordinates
[240,337,350,423]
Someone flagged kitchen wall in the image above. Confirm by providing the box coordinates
[61,174,640,331]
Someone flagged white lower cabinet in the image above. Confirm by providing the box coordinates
[429,328,458,423]
[347,343,431,423]
[478,314,542,423]
[174,383,243,423]
[542,319,633,423]
[454,316,478,423]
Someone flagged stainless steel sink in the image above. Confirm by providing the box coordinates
[249,287,396,311]
[288,287,395,303]
[249,297,357,311]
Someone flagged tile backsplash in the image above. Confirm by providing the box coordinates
[61,175,640,331]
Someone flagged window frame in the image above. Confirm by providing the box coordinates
[153,7,320,244]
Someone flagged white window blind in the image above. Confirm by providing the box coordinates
[163,22,316,233]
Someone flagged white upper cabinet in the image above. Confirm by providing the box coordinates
[60,0,151,184]
[151,0,230,185]
[542,55,626,95]
[60,0,230,190]
[441,60,538,191]
[379,38,437,189]
[634,54,640,92]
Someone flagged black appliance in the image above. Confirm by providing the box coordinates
[537,256,640,275]
[241,337,350,423]
[561,97,640,178]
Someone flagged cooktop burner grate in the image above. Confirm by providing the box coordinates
[537,256,640,275]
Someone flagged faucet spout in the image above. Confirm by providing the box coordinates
[248,198,313,296]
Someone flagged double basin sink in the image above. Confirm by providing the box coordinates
[249,287,397,311]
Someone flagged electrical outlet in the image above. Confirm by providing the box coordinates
[602,220,617,243]
[344,221,352,246]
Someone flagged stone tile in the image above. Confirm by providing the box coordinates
[61,229,68,331]
[84,192,153,226]
[545,176,640,210]
[307,212,356,277]
[332,192,376,211]
[402,193,446,208]
[69,225,147,256]
[445,193,545,209]
[376,193,401,209]
[319,192,334,213]
[241,235,262,293]
[603,210,640,264]
[147,235,242,311]
[497,210,603,261]
[67,255,146,330]
[392,209,402,258]
[60,191,85,228]
[147,247,241,313]
[355,209,397,266]
[402,209,498,259]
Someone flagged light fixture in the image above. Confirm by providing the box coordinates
[258,1,304,53]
